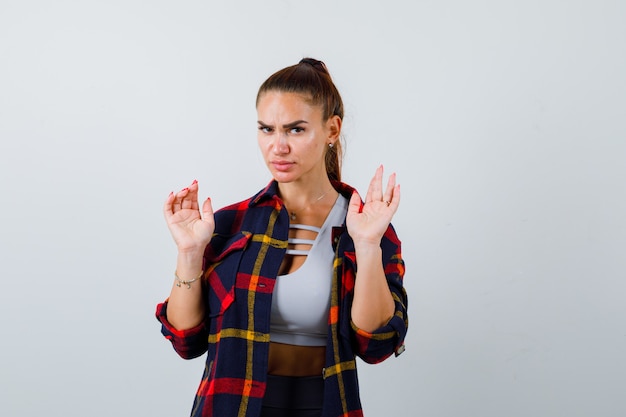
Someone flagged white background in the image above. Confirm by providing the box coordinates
[1,1,625,416]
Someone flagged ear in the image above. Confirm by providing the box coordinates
[326,115,342,144]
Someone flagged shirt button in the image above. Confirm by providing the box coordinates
[395,344,406,356]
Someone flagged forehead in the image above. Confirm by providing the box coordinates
[256,91,321,118]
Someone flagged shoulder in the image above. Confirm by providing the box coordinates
[212,198,252,235]
[213,180,281,234]
[331,180,356,200]
[206,181,287,259]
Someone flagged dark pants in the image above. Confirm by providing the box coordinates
[260,374,324,417]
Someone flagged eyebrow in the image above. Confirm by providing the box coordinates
[257,120,309,129]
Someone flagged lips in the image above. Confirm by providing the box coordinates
[271,161,294,172]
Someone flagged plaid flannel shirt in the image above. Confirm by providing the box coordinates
[156,180,408,417]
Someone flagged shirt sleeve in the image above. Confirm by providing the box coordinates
[155,300,209,360]
[350,224,408,364]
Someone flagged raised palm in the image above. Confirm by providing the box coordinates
[163,180,215,253]
[346,166,400,247]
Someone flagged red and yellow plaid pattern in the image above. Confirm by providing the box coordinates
[156,180,408,417]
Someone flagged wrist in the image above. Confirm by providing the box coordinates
[353,241,381,256]
[174,269,203,289]
[176,250,205,269]
[176,240,208,254]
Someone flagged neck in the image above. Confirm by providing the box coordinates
[278,178,334,205]
[278,178,337,220]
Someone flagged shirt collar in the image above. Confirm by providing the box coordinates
[249,180,281,207]
[249,179,357,207]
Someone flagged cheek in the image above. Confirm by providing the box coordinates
[309,132,327,154]
[301,130,322,147]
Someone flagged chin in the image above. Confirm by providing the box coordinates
[272,174,298,184]
[268,168,297,183]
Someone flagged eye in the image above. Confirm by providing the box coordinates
[258,126,273,133]
[290,126,305,134]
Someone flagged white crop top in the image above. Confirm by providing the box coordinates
[270,195,348,346]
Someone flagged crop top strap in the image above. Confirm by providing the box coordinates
[285,224,321,255]
[289,224,322,233]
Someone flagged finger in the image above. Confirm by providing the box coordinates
[382,172,397,205]
[180,187,195,210]
[174,187,188,212]
[201,197,215,221]
[364,165,383,203]
[387,184,401,212]
[163,191,175,220]
[347,190,362,214]
[187,180,200,211]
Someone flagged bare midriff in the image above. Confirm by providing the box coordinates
[268,342,326,377]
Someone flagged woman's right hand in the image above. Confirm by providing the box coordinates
[163,180,215,253]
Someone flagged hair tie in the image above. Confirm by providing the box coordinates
[299,57,328,73]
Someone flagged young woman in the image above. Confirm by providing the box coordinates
[156,58,408,417]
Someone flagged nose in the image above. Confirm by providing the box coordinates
[273,132,289,154]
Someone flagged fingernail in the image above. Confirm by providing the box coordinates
[192,179,198,185]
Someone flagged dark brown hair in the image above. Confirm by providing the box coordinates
[256,58,344,182]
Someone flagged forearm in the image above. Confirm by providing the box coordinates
[165,250,206,330]
[350,243,395,332]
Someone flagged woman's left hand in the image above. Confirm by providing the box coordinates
[346,165,400,247]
